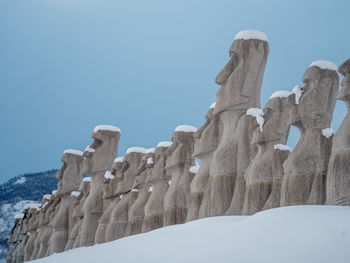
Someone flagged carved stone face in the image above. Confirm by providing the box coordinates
[133,152,155,188]
[214,39,269,114]
[193,108,220,157]
[82,130,120,175]
[102,164,119,199]
[338,59,350,107]
[252,97,291,145]
[79,180,91,196]
[299,66,339,128]
[165,131,195,170]
[56,152,83,195]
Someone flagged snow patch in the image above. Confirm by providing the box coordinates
[52,190,58,195]
[246,108,264,132]
[147,158,154,165]
[274,144,292,152]
[292,85,303,104]
[209,102,216,109]
[43,194,52,200]
[148,186,153,192]
[14,177,26,185]
[189,165,200,174]
[126,147,147,154]
[131,188,139,192]
[64,149,83,156]
[322,128,334,138]
[146,148,156,154]
[93,125,121,134]
[309,60,337,71]
[269,90,291,99]
[71,191,81,197]
[114,157,124,163]
[104,171,115,180]
[175,125,197,133]
[157,141,172,148]
[23,203,41,210]
[83,177,91,182]
[234,30,268,42]
[85,146,95,153]
[14,214,24,220]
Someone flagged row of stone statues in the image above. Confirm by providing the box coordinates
[7,30,350,263]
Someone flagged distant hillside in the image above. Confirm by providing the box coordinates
[0,169,58,262]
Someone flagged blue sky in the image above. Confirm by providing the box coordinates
[0,0,349,183]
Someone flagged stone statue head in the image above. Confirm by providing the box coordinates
[82,125,121,175]
[56,150,84,196]
[165,125,196,170]
[102,168,118,200]
[214,30,269,114]
[298,61,339,128]
[193,103,221,158]
[133,150,155,189]
[79,178,91,196]
[252,94,291,145]
[115,148,146,194]
[337,59,350,109]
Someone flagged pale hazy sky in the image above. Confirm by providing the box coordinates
[1,0,349,182]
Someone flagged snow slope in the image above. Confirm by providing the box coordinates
[33,206,350,263]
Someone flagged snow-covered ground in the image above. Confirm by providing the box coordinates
[33,205,350,263]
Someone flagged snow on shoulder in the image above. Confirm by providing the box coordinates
[114,157,124,163]
[52,190,57,195]
[126,147,147,154]
[234,30,268,42]
[189,164,200,174]
[322,128,334,138]
[209,102,216,109]
[269,90,291,99]
[43,194,52,200]
[292,85,303,104]
[93,125,121,134]
[71,191,81,198]
[309,60,337,71]
[64,149,84,156]
[85,146,95,153]
[246,108,264,132]
[175,125,197,133]
[274,144,292,152]
[83,177,91,182]
[157,141,172,148]
[104,171,115,180]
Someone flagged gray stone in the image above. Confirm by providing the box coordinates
[79,126,120,247]
[326,59,350,205]
[200,32,269,217]
[281,62,339,206]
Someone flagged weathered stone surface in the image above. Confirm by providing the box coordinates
[49,150,83,254]
[23,208,39,261]
[200,31,269,217]
[242,95,291,215]
[281,62,339,206]
[326,59,350,205]
[80,126,120,247]
[187,104,221,222]
[142,143,171,232]
[164,127,196,226]
[104,148,145,242]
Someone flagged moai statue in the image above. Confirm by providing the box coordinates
[45,190,61,257]
[326,59,350,205]
[242,92,292,215]
[200,30,269,217]
[187,103,221,222]
[79,125,121,247]
[49,150,83,254]
[71,178,91,249]
[164,125,196,226]
[23,205,40,261]
[63,191,81,251]
[281,61,339,206]
[37,195,54,258]
[105,148,145,242]
[94,158,123,244]
[125,148,155,236]
[7,214,24,263]
[31,195,52,260]
[142,142,172,232]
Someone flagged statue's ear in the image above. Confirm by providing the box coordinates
[215,53,239,85]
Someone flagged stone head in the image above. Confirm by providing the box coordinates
[252,94,291,145]
[82,125,121,175]
[299,61,339,128]
[337,59,350,109]
[133,150,155,188]
[79,178,91,196]
[214,30,269,114]
[102,170,117,199]
[56,150,84,195]
[193,103,221,158]
[165,125,196,170]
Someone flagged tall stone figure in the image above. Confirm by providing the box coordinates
[94,158,123,244]
[104,147,146,242]
[49,149,83,254]
[281,61,339,206]
[187,103,221,221]
[242,92,292,215]
[142,142,172,232]
[37,195,54,258]
[45,190,61,257]
[200,30,269,217]
[125,148,155,236]
[23,205,40,261]
[164,125,196,226]
[326,59,350,205]
[80,125,121,247]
